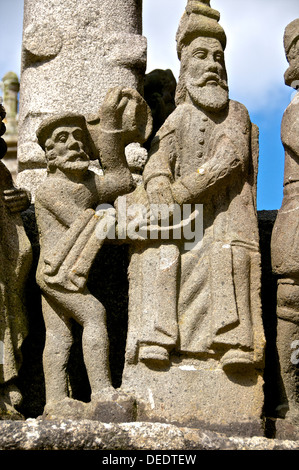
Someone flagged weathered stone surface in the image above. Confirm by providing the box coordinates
[0,419,298,450]
[4,0,297,444]
[34,87,152,421]
[121,0,265,435]
[0,103,32,420]
[17,0,146,199]
[271,18,299,429]
[1,72,19,180]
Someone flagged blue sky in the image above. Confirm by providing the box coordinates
[0,0,298,210]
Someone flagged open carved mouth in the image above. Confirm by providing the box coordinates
[67,152,89,162]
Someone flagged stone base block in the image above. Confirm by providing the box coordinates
[121,357,265,437]
[42,393,136,423]
[0,419,298,450]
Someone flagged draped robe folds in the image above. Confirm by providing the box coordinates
[272,93,299,281]
[127,100,265,364]
[0,161,32,385]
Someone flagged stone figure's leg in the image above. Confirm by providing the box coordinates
[49,289,113,398]
[276,281,299,422]
[75,294,112,397]
[41,295,73,405]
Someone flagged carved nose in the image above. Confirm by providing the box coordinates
[206,61,219,73]
[68,137,80,150]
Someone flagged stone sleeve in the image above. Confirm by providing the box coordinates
[171,134,244,205]
[143,132,176,187]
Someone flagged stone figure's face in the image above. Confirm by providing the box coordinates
[45,125,90,174]
[285,38,299,87]
[182,37,229,112]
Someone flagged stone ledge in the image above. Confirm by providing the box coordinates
[0,419,298,451]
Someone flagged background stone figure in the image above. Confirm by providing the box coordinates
[271,18,299,428]
[143,69,177,150]
[122,0,265,434]
[0,103,32,419]
[35,88,152,421]
[1,72,19,181]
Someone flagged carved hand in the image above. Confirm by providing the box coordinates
[99,87,152,145]
[146,175,175,206]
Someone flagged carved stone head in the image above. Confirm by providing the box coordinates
[175,1,228,111]
[284,18,299,88]
[36,113,97,174]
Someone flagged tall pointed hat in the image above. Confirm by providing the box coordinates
[283,18,299,57]
[176,0,227,59]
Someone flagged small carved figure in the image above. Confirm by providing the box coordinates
[0,103,32,418]
[271,18,299,426]
[35,88,152,418]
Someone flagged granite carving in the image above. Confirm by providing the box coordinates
[0,0,297,446]
[121,0,265,434]
[0,103,32,419]
[34,87,152,420]
[271,18,299,427]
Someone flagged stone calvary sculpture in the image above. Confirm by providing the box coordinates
[0,103,32,419]
[121,0,266,434]
[34,87,152,420]
[0,0,298,447]
[271,18,299,428]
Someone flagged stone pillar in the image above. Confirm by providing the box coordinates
[17,0,146,199]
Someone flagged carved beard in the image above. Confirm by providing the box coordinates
[46,149,90,174]
[185,73,229,113]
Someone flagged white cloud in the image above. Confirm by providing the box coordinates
[213,0,298,111]
[143,0,186,78]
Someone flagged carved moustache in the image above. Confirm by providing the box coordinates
[193,72,228,90]
[66,150,89,162]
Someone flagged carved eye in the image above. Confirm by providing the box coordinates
[56,133,68,143]
[214,52,224,63]
[193,49,207,60]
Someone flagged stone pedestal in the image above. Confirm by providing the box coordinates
[122,357,265,437]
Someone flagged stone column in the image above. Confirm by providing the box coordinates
[17,0,146,199]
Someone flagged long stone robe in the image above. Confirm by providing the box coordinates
[272,92,299,281]
[126,100,265,364]
[0,161,32,385]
